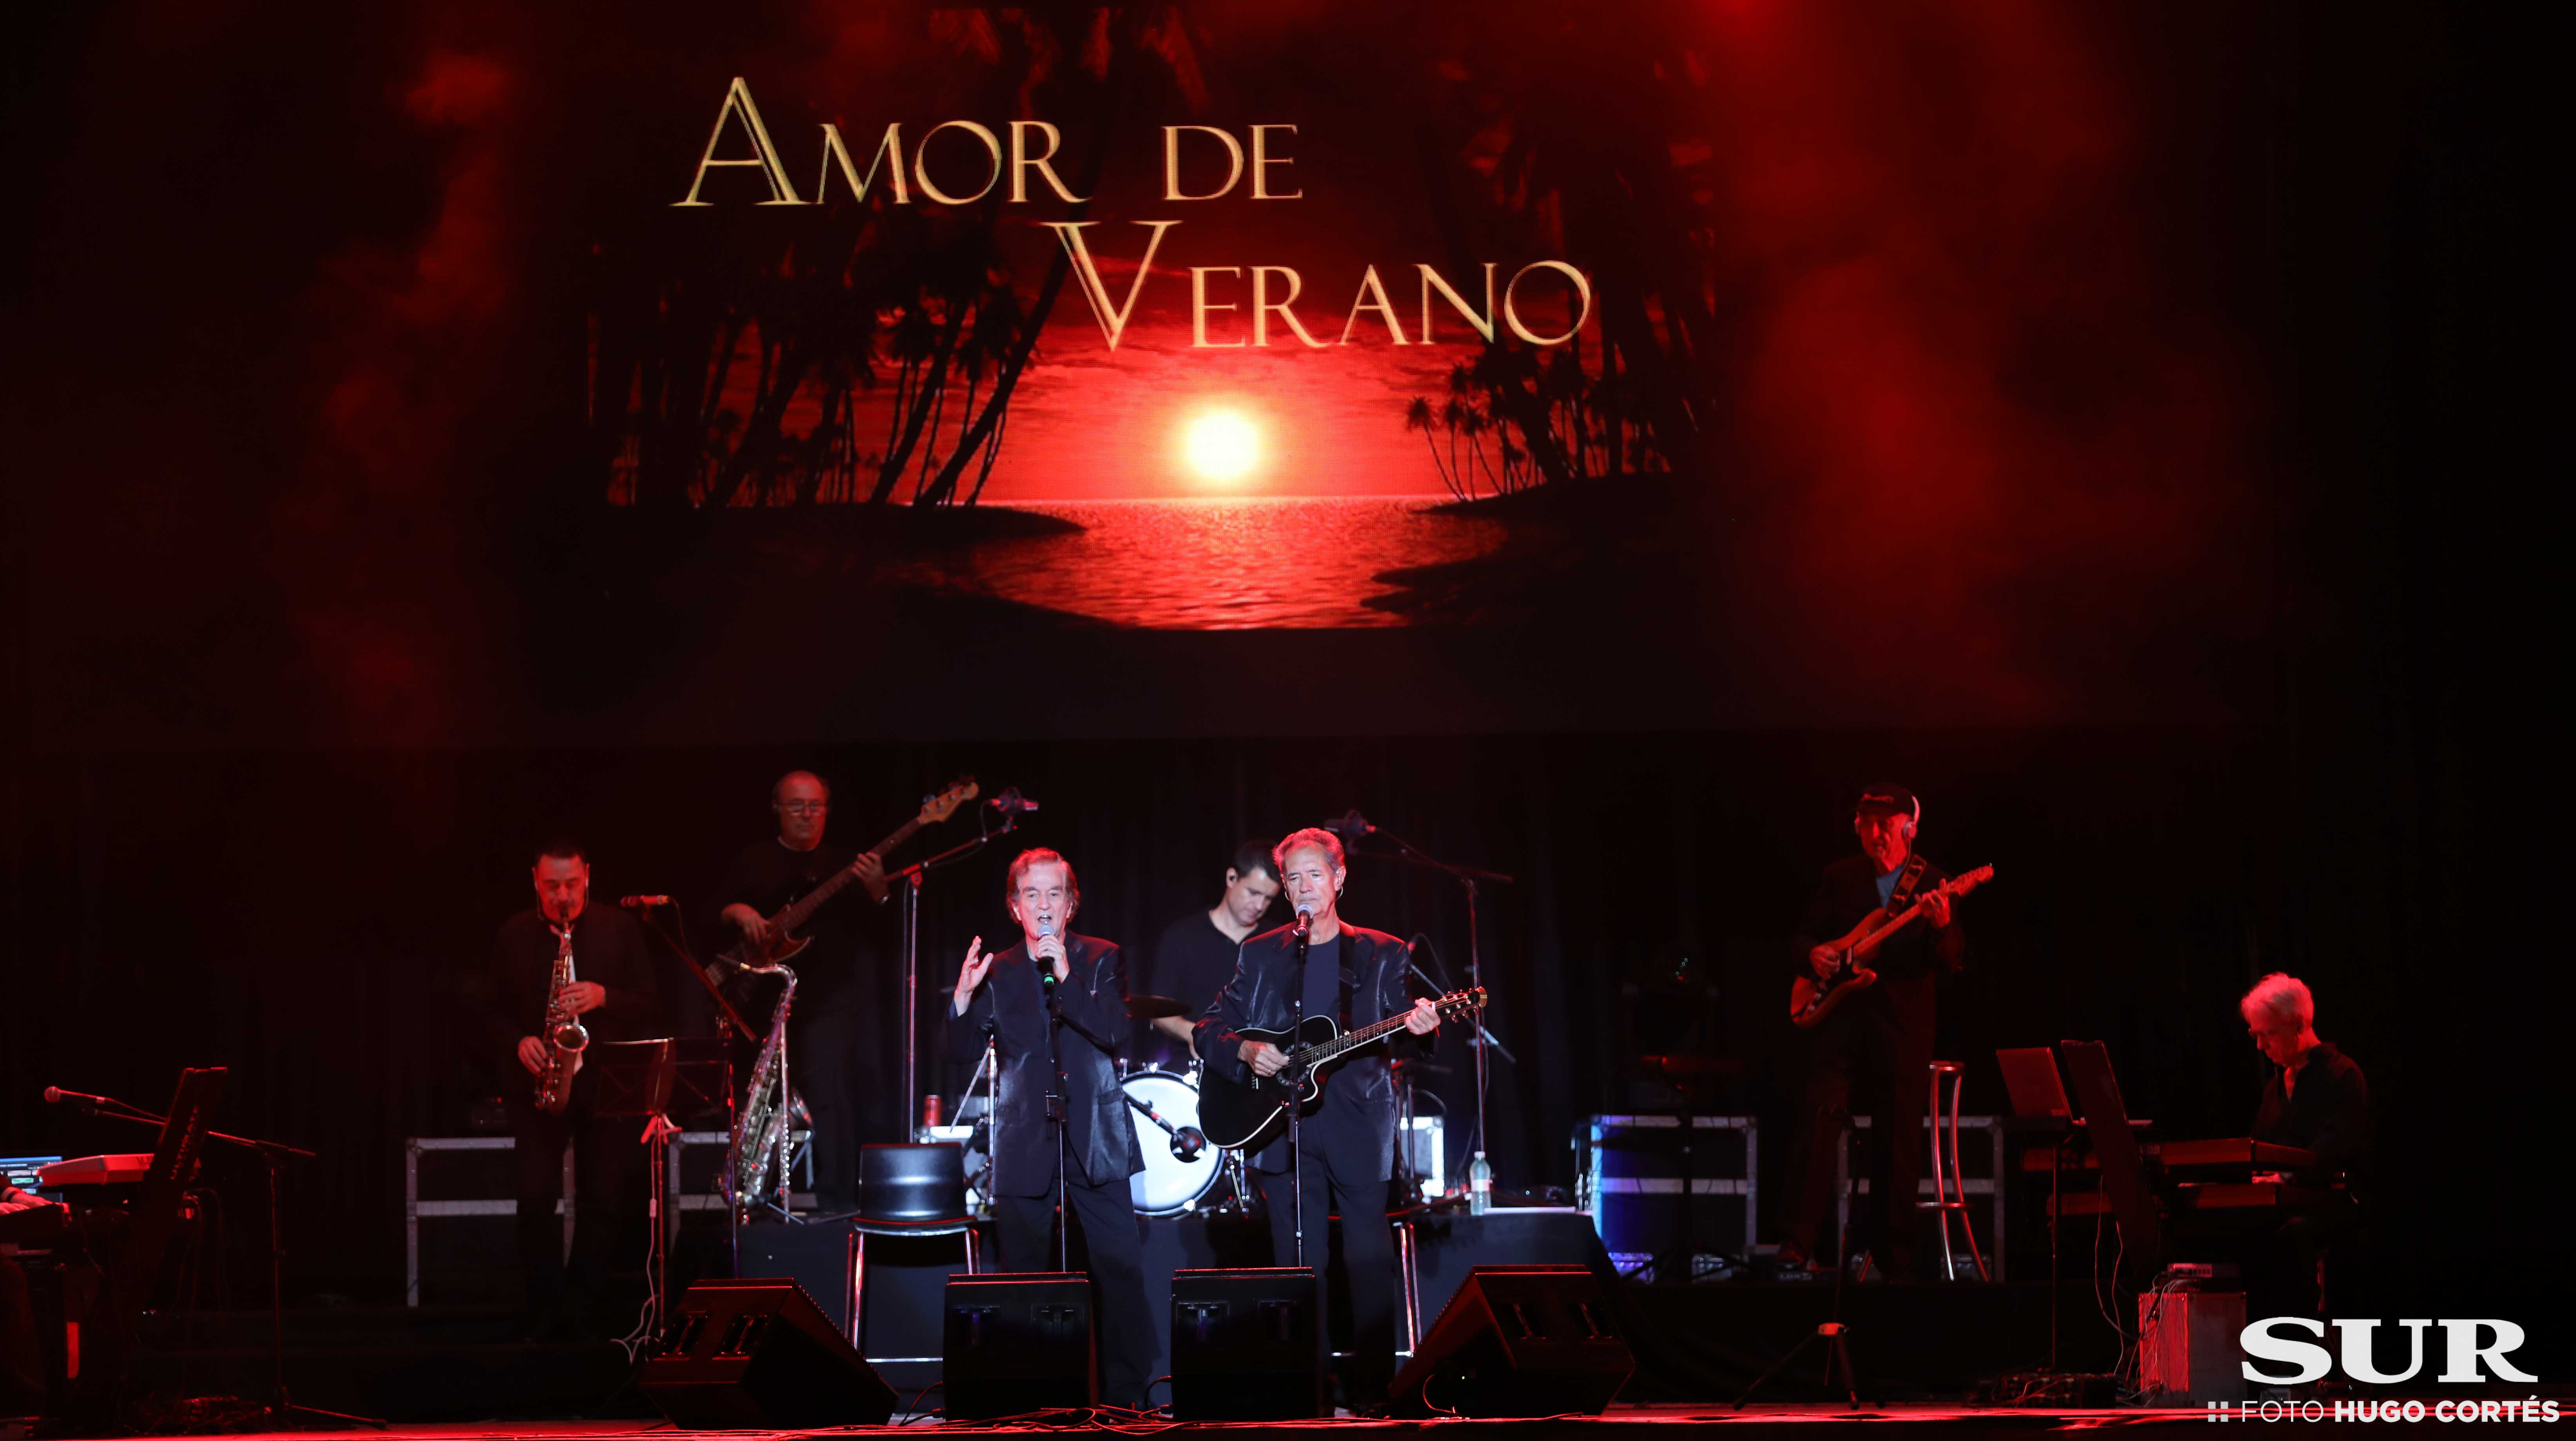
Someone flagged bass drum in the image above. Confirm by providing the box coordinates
[1122,1069,1221,1216]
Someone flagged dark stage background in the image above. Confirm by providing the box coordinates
[2,0,2564,1384]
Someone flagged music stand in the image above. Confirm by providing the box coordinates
[2056,1042,2162,1270]
[590,1039,733,1337]
[55,1069,379,1431]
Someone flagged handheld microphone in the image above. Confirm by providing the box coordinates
[619,895,671,909]
[1037,921,1061,991]
[1292,904,1314,940]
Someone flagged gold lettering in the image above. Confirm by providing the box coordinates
[1339,265,1410,344]
[1502,261,1594,345]
[1163,125,1244,201]
[1009,120,1086,203]
[1252,267,1325,348]
[1191,267,1246,348]
[1417,263,1498,343]
[914,120,1003,206]
[674,76,806,207]
[816,122,909,205]
[1249,124,1302,200]
[1045,220,1179,352]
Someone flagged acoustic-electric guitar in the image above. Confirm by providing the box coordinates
[1787,864,1994,1029]
[710,777,978,980]
[1198,987,1486,1152]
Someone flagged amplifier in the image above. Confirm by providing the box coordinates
[942,1273,1096,1418]
[641,1279,896,1428]
[1169,1268,1326,1419]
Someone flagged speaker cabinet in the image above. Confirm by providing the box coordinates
[641,1278,898,1428]
[1168,1267,1326,1419]
[942,1273,1096,1418]
[1386,1265,1633,1417]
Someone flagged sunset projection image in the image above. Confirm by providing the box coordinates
[579,0,2257,697]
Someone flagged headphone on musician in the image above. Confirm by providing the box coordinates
[1853,785,1920,840]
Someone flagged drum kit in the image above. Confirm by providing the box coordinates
[931,991,1249,1219]
[1116,992,1245,1217]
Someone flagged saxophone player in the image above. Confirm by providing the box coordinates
[483,838,668,1339]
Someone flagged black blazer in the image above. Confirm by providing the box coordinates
[1791,852,1965,1034]
[949,934,1144,1196]
[1197,919,1417,1180]
[481,904,669,1084]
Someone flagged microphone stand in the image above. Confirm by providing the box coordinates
[1348,826,1513,1178]
[72,1095,383,1430]
[1288,921,1311,1269]
[1043,967,1072,1273]
[896,804,1027,1143]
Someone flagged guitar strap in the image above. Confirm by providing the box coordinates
[1337,947,1357,1034]
[1887,853,1929,913]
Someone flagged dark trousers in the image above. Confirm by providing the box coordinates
[510,1091,641,1324]
[1788,1006,1933,1275]
[992,1174,1154,1409]
[1260,1134,1397,1400]
[792,984,880,1212]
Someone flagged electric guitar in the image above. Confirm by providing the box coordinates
[1787,864,1993,1029]
[711,777,978,979]
[1197,987,1486,1152]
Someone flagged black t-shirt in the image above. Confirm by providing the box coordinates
[712,839,885,998]
[1150,911,1242,1015]
[1294,935,1372,1127]
[1297,935,1344,1022]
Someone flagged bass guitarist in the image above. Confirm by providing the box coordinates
[1196,827,1440,1407]
[1780,785,1965,1281]
[713,771,893,1214]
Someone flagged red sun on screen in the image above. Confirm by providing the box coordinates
[1177,408,1264,488]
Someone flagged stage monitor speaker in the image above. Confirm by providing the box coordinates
[641,1278,898,1428]
[1386,1264,1633,1418]
[1168,1267,1326,1420]
[943,1272,1096,1418]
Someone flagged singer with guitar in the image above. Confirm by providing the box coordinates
[1780,786,1968,1281]
[946,849,1154,1409]
[482,838,669,1339]
[1196,828,1442,1408]
[712,771,972,1211]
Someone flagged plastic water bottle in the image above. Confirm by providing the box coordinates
[1468,1151,1492,1215]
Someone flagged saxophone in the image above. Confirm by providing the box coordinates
[727,958,801,1212]
[532,919,590,1114]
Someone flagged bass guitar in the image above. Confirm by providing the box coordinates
[1198,987,1486,1152]
[711,777,978,979]
[1788,864,1993,1029]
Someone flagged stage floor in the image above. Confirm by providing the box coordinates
[1,1405,2326,1439]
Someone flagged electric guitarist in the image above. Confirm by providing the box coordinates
[1196,827,1441,1408]
[710,770,973,1212]
[1780,785,1967,1281]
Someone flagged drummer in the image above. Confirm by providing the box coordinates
[1138,839,1281,1069]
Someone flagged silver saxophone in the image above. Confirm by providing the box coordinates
[532,920,588,1114]
[727,957,806,1212]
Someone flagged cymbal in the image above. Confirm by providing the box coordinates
[1126,993,1194,1020]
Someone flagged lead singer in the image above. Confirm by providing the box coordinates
[947,848,1152,1408]
[1198,827,1441,1407]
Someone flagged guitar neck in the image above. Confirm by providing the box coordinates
[1297,1009,1423,1067]
[1849,870,1983,961]
[771,816,925,930]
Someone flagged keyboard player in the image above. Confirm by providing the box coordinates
[0,1180,60,1415]
[2240,972,2367,1316]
